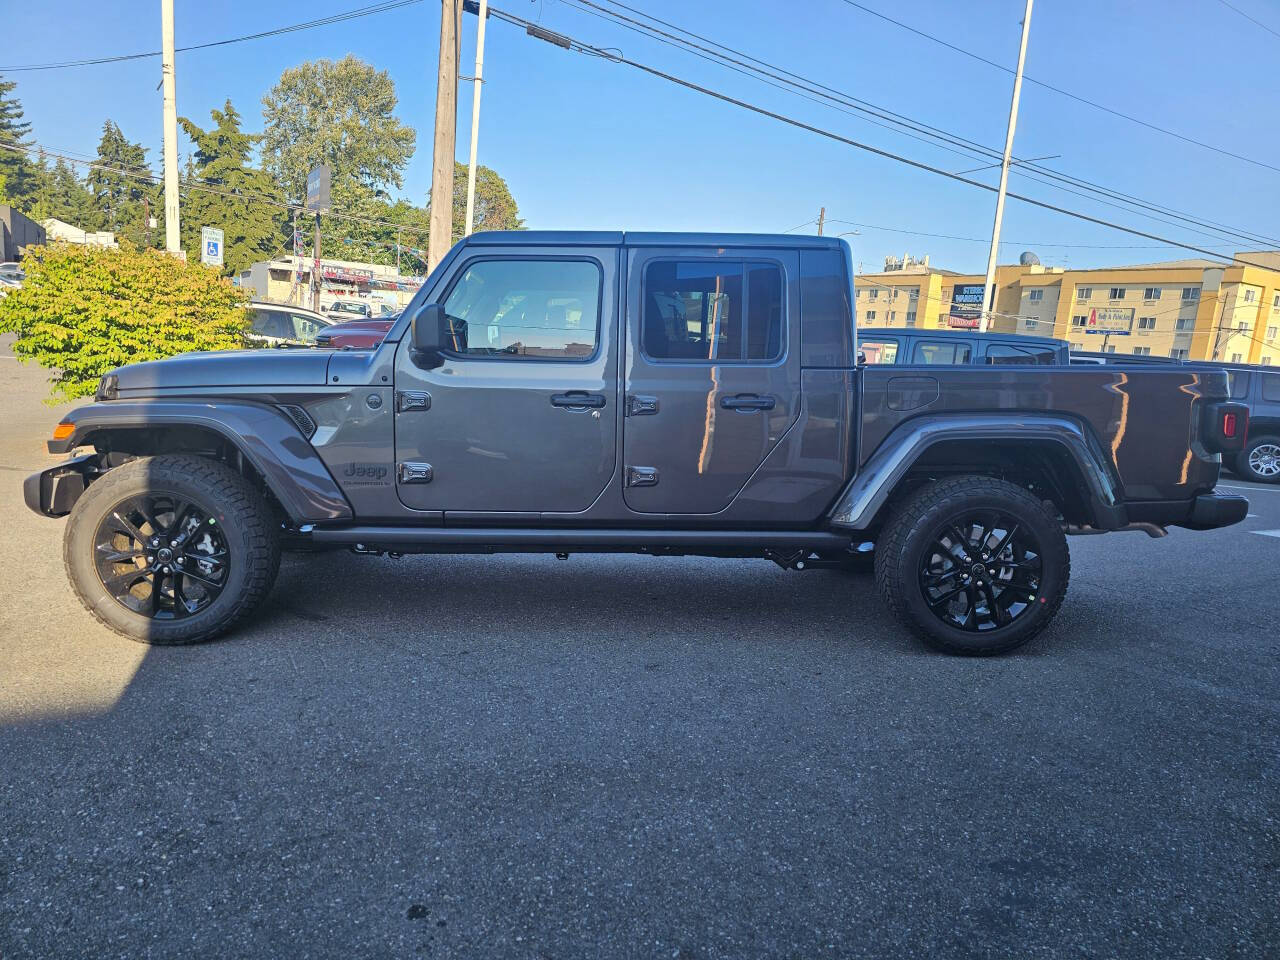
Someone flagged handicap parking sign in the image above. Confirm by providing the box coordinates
[200,226,224,267]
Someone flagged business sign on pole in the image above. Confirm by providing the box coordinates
[200,226,224,267]
[948,283,987,329]
[1084,306,1134,335]
[305,165,332,213]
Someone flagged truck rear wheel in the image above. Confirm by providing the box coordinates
[1236,435,1280,484]
[874,475,1069,655]
[63,455,281,645]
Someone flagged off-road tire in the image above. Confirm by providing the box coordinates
[1235,435,1280,484]
[64,455,281,645]
[874,474,1070,655]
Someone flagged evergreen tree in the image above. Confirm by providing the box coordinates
[0,74,40,206]
[87,120,158,246]
[178,100,286,274]
[27,157,96,227]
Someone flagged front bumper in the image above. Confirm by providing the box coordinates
[23,454,99,518]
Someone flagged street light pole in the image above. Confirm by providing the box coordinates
[979,0,1033,333]
[160,0,181,255]
[463,0,488,237]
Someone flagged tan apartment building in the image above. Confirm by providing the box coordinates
[855,251,1280,365]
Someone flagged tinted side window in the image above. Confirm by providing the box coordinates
[289,313,327,342]
[1261,373,1280,402]
[914,341,972,364]
[987,343,1057,365]
[442,259,601,360]
[251,309,292,339]
[1227,372,1251,399]
[643,260,783,362]
[860,339,900,364]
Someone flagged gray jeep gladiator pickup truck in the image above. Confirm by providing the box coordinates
[25,232,1250,655]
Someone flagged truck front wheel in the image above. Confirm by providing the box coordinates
[874,475,1070,655]
[63,455,281,645]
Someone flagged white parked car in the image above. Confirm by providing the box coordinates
[324,299,373,320]
[245,301,333,347]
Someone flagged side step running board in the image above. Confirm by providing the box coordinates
[302,525,852,553]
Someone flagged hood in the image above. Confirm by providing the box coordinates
[106,348,334,397]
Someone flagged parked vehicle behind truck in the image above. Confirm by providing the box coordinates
[25,232,1249,655]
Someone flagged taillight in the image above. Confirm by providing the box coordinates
[1222,412,1238,439]
[1205,401,1249,454]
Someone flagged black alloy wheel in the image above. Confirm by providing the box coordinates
[875,474,1069,655]
[918,512,1043,632]
[93,494,231,620]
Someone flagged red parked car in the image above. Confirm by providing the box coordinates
[313,317,397,349]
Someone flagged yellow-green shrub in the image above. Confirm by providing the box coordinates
[0,242,249,401]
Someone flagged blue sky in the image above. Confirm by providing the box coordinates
[4,0,1278,272]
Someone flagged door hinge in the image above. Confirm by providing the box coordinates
[396,391,432,413]
[625,465,659,487]
[626,394,659,417]
[398,461,434,484]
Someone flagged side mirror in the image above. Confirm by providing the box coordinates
[411,303,448,364]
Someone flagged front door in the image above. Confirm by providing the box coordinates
[393,247,619,513]
[622,246,801,514]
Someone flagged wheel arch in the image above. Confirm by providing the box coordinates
[829,414,1125,532]
[47,401,352,523]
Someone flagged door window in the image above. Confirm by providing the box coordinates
[642,260,783,362]
[442,259,601,360]
[860,339,900,363]
[1227,372,1251,398]
[913,341,972,364]
[986,343,1057,365]
[250,309,292,340]
[289,313,327,343]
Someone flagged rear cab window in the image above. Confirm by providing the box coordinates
[860,339,901,364]
[986,342,1058,365]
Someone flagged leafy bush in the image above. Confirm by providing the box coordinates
[0,242,248,400]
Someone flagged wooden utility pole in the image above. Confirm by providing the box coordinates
[428,0,461,271]
[816,207,825,237]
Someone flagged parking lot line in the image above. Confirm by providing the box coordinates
[1219,484,1280,494]
[1251,529,1280,538]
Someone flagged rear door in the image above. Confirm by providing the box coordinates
[393,246,619,513]
[622,245,800,514]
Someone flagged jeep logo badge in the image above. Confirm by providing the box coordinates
[342,463,390,486]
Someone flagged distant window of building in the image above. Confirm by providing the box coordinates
[908,289,919,300]
[1243,289,1257,303]
[889,311,896,322]
[1109,287,1126,300]
[868,289,879,300]
[1076,286,1092,301]
[866,310,876,321]
[1268,325,1278,340]
[1072,314,1088,327]
[905,310,917,326]
[1182,287,1200,301]
[1133,346,1152,356]
[1273,292,1280,308]
[1171,348,1189,360]
[1262,357,1273,367]
[1176,317,1193,330]
[1104,344,1117,353]
[1143,287,1161,301]
[1238,322,1250,332]
[1230,353,1243,363]
[1028,289,1044,302]
[1137,316,1157,330]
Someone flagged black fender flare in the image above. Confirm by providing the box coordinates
[827,413,1125,531]
[46,400,353,522]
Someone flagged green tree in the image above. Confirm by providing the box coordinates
[87,120,158,246]
[448,161,523,240]
[260,55,416,204]
[179,100,286,275]
[27,157,96,226]
[0,242,248,401]
[0,74,40,205]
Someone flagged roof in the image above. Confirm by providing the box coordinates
[464,230,846,249]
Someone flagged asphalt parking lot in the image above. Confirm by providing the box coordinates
[1,341,1277,959]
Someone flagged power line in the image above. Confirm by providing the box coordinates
[1215,0,1280,41]
[834,0,1280,176]
[565,0,1280,250]
[0,139,433,236]
[486,3,1280,272]
[816,217,1235,250]
[0,0,421,72]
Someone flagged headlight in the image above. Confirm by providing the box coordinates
[95,373,119,401]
